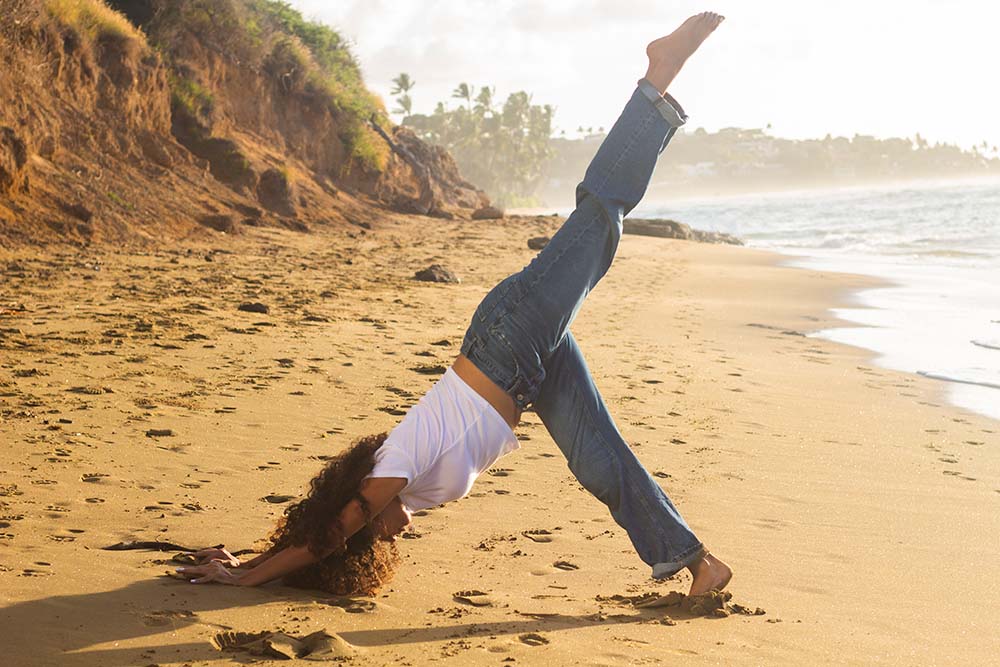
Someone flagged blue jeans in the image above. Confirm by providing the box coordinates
[460,81,704,578]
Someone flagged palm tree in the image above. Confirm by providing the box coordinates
[391,72,415,96]
[391,73,415,119]
[474,86,495,114]
[452,82,473,108]
[393,93,413,117]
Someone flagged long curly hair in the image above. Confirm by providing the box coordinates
[266,433,400,595]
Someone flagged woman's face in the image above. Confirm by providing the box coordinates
[372,496,412,541]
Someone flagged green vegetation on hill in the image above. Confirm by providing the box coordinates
[168,72,213,120]
[92,0,388,172]
[44,0,146,45]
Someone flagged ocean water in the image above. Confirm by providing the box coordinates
[632,179,1000,422]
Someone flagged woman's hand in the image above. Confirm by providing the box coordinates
[183,547,241,567]
[175,561,246,585]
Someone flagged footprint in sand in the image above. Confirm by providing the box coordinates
[522,529,555,543]
[142,609,196,626]
[411,364,446,376]
[553,560,579,571]
[453,590,495,607]
[326,598,381,613]
[262,494,296,504]
[518,633,550,647]
[81,472,109,483]
[213,630,355,660]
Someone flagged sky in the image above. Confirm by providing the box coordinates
[288,0,999,150]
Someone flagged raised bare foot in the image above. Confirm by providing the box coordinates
[644,12,725,93]
[686,550,732,596]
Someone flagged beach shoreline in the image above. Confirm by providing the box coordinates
[1,215,997,665]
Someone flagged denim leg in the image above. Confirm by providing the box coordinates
[532,331,704,578]
[577,81,685,224]
[462,84,687,408]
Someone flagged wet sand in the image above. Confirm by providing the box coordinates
[1,214,998,666]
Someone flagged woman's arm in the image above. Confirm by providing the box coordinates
[176,477,407,586]
[236,551,273,569]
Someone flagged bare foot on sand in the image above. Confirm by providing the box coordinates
[644,12,725,93]
[687,550,732,596]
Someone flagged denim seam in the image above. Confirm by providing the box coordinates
[592,106,657,197]
[569,374,677,553]
[475,279,517,325]
[571,371,703,562]
[462,334,511,390]
[488,327,521,393]
[521,210,603,296]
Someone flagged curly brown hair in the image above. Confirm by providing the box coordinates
[266,433,400,595]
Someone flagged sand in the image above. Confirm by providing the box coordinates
[1,214,998,666]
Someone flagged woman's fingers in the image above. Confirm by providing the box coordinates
[180,562,222,583]
[176,560,241,585]
[182,547,239,566]
[189,547,220,557]
[189,548,220,562]
[176,563,210,578]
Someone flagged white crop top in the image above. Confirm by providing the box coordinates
[368,367,519,511]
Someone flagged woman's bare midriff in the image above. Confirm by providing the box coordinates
[452,354,522,429]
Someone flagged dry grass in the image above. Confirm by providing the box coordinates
[44,0,146,46]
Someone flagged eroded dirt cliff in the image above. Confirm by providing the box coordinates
[0,0,489,247]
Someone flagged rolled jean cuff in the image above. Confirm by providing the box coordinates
[636,78,688,127]
[650,542,704,579]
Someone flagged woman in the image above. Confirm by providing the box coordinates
[177,12,732,597]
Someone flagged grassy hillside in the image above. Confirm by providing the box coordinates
[132,0,388,171]
[0,0,486,246]
[45,0,146,44]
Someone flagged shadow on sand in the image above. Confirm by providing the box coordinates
[0,574,698,665]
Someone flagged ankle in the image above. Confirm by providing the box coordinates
[684,548,710,574]
[643,60,683,95]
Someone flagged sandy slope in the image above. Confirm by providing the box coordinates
[1,215,997,666]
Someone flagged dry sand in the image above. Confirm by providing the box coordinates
[1,214,998,666]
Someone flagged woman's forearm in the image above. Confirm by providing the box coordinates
[237,544,318,586]
[237,551,273,570]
